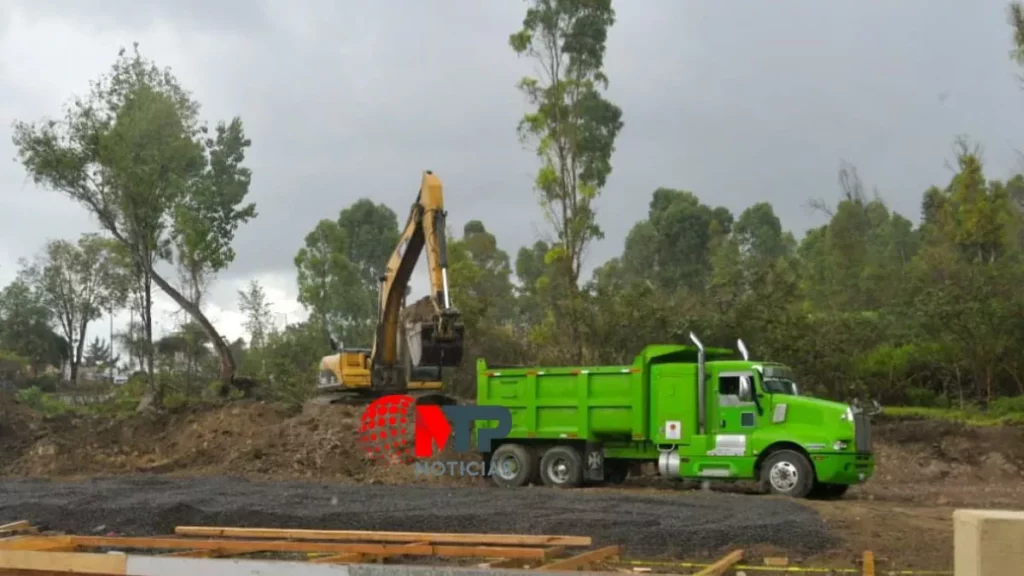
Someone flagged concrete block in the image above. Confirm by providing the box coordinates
[954,508,1024,576]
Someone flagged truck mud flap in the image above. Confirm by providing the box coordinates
[585,443,604,482]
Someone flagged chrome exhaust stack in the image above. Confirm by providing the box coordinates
[689,332,706,435]
[737,339,749,360]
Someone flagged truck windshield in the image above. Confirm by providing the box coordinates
[760,364,800,396]
[763,378,799,396]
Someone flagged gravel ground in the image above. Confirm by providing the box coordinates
[0,476,836,558]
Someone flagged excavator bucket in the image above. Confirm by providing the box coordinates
[405,318,465,368]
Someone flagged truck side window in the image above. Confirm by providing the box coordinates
[719,375,740,396]
[719,373,754,406]
[719,375,741,406]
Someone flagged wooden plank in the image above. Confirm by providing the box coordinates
[692,549,743,576]
[862,550,875,576]
[0,549,126,575]
[542,546,566,560]
[0,521,35,535]
[159,549,240,558]
[65,535,550,559]
[174,526,592,547]
[537,545,621,571]
[0,536,77,551]
[310,553,364,564]
[481,558,539,569]
[365,541,431,562]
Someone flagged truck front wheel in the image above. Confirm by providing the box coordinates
[489,444,534,488]
[539,445,584,488]
[759,450,815,498]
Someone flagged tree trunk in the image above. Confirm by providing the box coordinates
[149,268,236,388]
[74,319,88,385]
[144,274,158,408]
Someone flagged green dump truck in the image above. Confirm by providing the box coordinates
[475,333,876,499]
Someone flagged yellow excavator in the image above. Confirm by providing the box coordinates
[315,171,465,405]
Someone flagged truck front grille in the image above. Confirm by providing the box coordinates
[854,412,872,453]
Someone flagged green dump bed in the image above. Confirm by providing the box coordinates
[475,358,649,442]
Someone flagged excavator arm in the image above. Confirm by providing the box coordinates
[369,171,465,395]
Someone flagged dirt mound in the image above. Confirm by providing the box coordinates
[850,415,1024,507]
[0,394,46,470]
[401,296,436,324]
[2,399,1023,508]
[0,400,478,486]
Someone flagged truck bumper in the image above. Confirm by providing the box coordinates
[811,453,875,485]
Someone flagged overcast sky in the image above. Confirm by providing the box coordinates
[3,0,1024,354]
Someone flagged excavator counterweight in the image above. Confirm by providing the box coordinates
[314,171,464,406]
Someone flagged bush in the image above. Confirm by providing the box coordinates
[903,387,940,407]
[15,386,67,417]
[988,395,1024,418]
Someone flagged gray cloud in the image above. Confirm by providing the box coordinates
[4,0,1024,343]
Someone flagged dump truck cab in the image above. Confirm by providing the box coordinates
[660,355,875,497]
[474,333,876,499]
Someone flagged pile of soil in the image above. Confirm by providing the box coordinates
[1,397,1023,508]
[0,399,477,486]
[850,415,1024,507]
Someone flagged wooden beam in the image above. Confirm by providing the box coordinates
[539,546,566,561]
[862,550,875,576]
[0,536,78,552]
[174,526,592,547]
[310,553,364,564]
[536,545,621,571]
[480,558,539,569]
[364,541,431,562]
[0,549,126,575]
[64,535,550,559]
[159,549,241,558]
[0,521,37,536]
[693,549,744,576]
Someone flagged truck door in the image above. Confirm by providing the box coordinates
[709,369,759,456]
[651,365,692,445]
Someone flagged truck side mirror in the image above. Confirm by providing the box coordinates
[739,376,753,402]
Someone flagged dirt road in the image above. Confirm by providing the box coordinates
[0,476,834,560]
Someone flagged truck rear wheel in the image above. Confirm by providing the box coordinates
[759,449,814,498]
[489,444,534,488]
[539,445,583,488]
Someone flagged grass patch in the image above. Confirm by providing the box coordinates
[882,405,1024,426]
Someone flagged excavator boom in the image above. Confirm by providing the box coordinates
[314,171,464,405]
[370,171,465,395]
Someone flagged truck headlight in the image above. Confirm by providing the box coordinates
[841,406,854,422]
[832,441,848,451]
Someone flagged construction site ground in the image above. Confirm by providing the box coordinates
[1,398,1022,573]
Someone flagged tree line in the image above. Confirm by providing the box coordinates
[3,2,1024,414]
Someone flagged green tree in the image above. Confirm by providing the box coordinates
[338,199,400,289]
[510,0,624,362]
[0,278,66,377]
[238,280,274,351]
[84,336,118,369]
[621,188,733,293]
[22,234,125,385]
[11,44,256,405]
[294,219,366,346]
